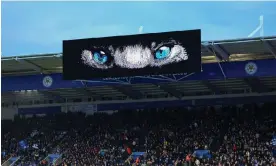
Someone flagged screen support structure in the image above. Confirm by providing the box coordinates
[209,45,227,80]
[134,75,176,82]
[176,73,195,82]
[76,79,131,85]
[75,73,197,85]
[209,44,228,89]
[202,41,227,80]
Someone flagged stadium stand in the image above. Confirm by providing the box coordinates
[1,36,276,166]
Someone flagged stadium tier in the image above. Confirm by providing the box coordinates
[2,36,276,107]
[1,35,276,166]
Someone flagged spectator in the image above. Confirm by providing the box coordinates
[1,103,275,165]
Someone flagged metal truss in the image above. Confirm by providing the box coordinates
[211,43,230,61]
[14,57,46,73]
[76,72,197,86]
[261,39,276,59]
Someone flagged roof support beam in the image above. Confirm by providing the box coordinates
[201,80,221,94]
[15,58,47,73]
[262,40,276,58]
[212,44,230,61]
[203,44,214,55]
[112,85,144,100]
[157,84,182,99]
[243,77,269,93]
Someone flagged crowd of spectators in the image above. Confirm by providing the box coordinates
[1,103,276,166]
[1,114,69,165]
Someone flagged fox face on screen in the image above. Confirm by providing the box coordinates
[81,39,188,69]
[63,29,201,80]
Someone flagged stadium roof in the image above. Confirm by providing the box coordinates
[2,36,276,76]
[2,36,276,106]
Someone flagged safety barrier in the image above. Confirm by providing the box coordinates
[1,156,20,166]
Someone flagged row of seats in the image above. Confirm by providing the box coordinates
[1,103,276,166]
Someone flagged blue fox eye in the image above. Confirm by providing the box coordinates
[155,46,171,60]
[93,51,108,64]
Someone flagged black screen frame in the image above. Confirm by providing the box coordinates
[63,29,201,80]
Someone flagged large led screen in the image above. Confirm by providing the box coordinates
[63,29,201,80]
